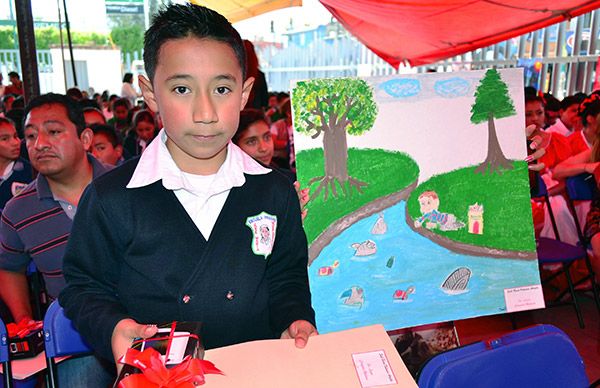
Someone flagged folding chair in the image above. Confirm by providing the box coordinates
[0,318,12,388]
[43,300,92,388]
[563,173,600,313]
[417,324,589,388]
[531,173,589,328]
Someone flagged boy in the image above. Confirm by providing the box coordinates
[90,124,124,166]
[59,3,316,369]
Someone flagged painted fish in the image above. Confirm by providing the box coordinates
[371,213,388,234]
[441,267,472,294]
[318,260,340,276]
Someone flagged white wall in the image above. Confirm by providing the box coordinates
[49,47,123,95]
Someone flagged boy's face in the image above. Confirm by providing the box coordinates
[92,133,122,166]
[237,120,273,166]
[114,105,129,121]
[418,195,439,214]
[0,122,21,162]
[139,37,254,175]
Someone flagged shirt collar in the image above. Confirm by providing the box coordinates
[1,161,15,180]
[36,154,110,200]
[127,128,271,193]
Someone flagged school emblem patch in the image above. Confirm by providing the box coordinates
[246,212,277,258]
[11,182,28,196]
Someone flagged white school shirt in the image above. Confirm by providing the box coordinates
[127,129,270,240]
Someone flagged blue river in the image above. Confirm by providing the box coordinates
[309,201,541,333]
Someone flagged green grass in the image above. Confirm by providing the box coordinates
[297,148,419,244]
[406,161,536,252]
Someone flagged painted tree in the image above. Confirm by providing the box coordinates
[470,69,516,174]
[293,78,378,199]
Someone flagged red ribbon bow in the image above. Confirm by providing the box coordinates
[118,347,223,388]
[6,319,43,338]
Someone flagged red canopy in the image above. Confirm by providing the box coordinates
[319,0,600,68]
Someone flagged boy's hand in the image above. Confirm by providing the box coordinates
[111,318,157,373]
[280,320,318,348]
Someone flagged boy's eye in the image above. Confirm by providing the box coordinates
[245,138,257,146]
[263,133,272,141]
[215,86,231,95]
[173,86,190,95]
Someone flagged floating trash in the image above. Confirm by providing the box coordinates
[340,286,364,307]
[393,286,415,301]
[386,256,395,268]
[318,260,340,276]
[351,240,377,256]
[371,213,388,235]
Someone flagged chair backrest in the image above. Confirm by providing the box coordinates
[566,173,597,201]
[417,324,588,388]
[0,318,8,363]
[43,300,92,358]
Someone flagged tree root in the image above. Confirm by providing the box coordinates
[310,175,368,200]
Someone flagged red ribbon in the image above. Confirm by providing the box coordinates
[117,347,223,388]
[6,319,43,339]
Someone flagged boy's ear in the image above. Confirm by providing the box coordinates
[139,75,158,113]
[79,128,93,152]
[115,144,124,160]
[240,77,255,110]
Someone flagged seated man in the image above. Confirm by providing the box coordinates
[0,93,114,385]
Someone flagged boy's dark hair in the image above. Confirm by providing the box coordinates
[90,123,122,147]
[122,72,134,83]
[66,87,83,101]
[8,71,19,79]
[233,108,266,143]
[112,98,131,111]
[24,93,86,136]
[561,94,586,111]
[543,93,560,112]
[525,94,544,105]
[143,3,246,83]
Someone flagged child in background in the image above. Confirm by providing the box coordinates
[123,109,157,157]
[59,3,316,371]
[90,124,124,166]
[0,118,32,210]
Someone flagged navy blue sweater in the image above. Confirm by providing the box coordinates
[59,158,315,361]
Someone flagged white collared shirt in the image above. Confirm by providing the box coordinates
[546,118,572,137]
[127,129,271,240]
[0,161,15,181]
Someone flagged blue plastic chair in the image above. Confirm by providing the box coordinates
[417,324,589,388]
[0,318,13,388]
[531,173,589,328]
[43,300,92,388]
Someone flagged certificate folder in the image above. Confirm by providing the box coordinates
[204,324,417,388]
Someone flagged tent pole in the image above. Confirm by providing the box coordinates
[62,0,78,87]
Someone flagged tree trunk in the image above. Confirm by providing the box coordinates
[323,125,349,182]
[476,113,513,174]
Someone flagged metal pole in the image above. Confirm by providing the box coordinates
[13,0,40,103]
[62,0,77,87]
[569,16,584,94]
[56,0,68,91]
[541,26,551,92]
[584,10,599,93]
[552,22,567,97]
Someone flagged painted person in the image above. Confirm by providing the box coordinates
[58,3,317,372]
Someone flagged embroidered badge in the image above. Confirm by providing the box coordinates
[11,182,28,196]
[246,212,277,258]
